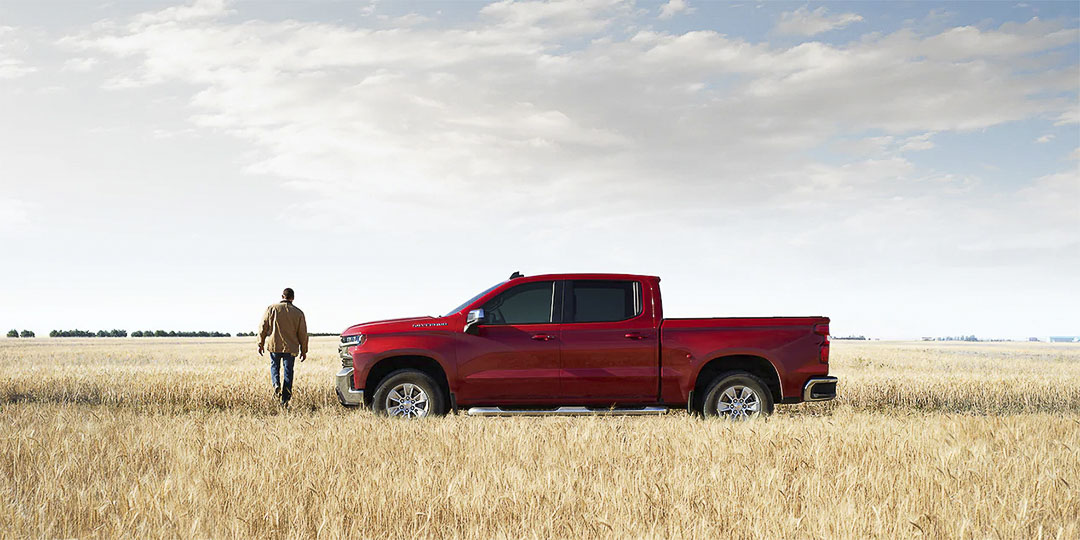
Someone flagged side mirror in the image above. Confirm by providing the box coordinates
[464,308,485,335]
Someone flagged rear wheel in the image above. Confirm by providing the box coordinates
[371,369,447,418]
[701,371,774,419]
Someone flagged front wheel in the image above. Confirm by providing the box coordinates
[701,371,774,420]
[371,369,447,418]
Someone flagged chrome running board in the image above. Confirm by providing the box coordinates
[466,406,669,417]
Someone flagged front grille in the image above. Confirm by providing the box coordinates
[338,344,352,368]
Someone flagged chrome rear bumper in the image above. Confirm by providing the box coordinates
[336,367,365,406]
[803,376,838,402]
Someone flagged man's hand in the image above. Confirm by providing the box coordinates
[299,352,306,362]
[258,344,264,356]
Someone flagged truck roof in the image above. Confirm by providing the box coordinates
[524,273,660,281]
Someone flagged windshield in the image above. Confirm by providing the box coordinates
[445,281,505,316]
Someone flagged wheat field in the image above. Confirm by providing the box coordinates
[1,338,1078,538]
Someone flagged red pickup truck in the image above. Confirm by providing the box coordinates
[337,273,836,419]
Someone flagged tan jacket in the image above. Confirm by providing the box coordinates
[258,301,309,356]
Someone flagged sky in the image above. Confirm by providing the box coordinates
[0,0,1077,340]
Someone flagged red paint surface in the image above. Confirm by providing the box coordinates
[342,273,831,407]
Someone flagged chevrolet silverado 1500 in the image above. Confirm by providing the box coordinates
[337,273,836,419]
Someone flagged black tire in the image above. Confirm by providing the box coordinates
[370,369,447,418]
[701,371,774,419]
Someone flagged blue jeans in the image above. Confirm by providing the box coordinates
[270,353,295,403]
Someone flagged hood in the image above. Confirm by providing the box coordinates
[342,315,456,336]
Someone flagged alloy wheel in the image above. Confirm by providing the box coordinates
[385,383,430,418]
[716,385,761,419]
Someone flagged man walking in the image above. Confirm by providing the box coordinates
[258,287,308,406]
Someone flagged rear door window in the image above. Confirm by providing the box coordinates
[482,281,556,325]
[567,280,641,323]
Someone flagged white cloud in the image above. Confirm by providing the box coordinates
[62,57,98,72]
[1054,106,1079,126]
[914,18,1078,60]
[1035,134,1055,143]
[130,0,233,28]
[899,133,935,152]
[0,59,33,79]
[1015,171,1080,225]
[775,7,863,36]
[658,0,693,20]
[0,26,35,79]
[0,0,1067,338]
[829,133,937,157]
[58,2,1079,275]
[479,0,632,37]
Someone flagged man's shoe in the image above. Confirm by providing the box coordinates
[273,386,281,397]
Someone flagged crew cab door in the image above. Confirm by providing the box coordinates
[455,280,562,403]
[558,279,658,404]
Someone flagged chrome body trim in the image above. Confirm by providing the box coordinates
[466,406,668,417]
[336,367,365,406]
[338,343,353,368]
[802,376,838,402]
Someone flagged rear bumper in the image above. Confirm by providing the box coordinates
[336,367,365,406]
[803,376,838,402]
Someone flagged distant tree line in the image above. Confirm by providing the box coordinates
[834,335,867,340]
[45,329,234,338]
[28,329,335,338]
[951,335,979,342]
[921,335,1011,342]
[922,335,980,342]
[131,330,231,338]
[235,331,337,337]
[49,329,127,338]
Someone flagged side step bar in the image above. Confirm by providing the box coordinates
[466,406,669,417]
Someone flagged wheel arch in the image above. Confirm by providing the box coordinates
[692,354,782,407]
[364,355,452,408]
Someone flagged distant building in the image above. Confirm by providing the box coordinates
[1049,336,1080,343]
[1029,337,1040,342]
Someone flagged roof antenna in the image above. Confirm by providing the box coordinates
[509,271,524,279]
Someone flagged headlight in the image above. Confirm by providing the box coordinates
[341,334,365,346]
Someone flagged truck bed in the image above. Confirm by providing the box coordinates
[659,316,830,403]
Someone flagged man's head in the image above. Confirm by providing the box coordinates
[282,288,295,301]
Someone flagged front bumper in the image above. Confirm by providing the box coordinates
[336,367,365,406]
[803,376,838,402]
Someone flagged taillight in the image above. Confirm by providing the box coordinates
[814,323,830,364]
